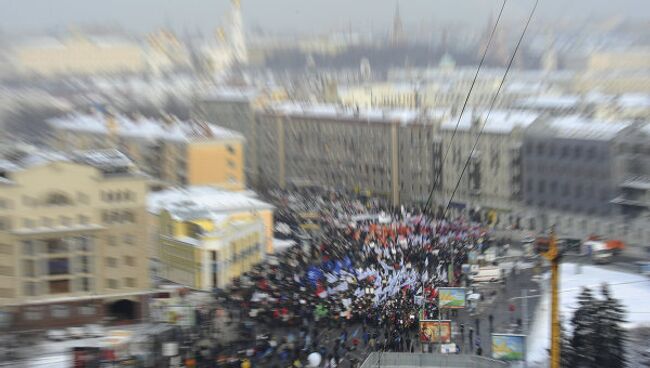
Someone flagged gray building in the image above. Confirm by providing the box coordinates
[611,121,650,219]
[522,116,631,218]
[253,103,446,206]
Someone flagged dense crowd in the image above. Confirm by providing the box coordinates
[211,190,490,368]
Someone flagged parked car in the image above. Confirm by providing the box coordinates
[46,329,68,341]
[67,326,85,339]
[84,324,104,338]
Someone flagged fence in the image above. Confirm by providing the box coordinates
[360,352,508,368]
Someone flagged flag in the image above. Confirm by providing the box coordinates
[307,266,323,287]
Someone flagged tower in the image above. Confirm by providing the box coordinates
[391,2,405,46]
[230,0,248,65]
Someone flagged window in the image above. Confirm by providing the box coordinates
[123,234,134,245]
[50,305,70,319]
[78,256,90,273]
[77,193,89,204]
[107,235,116,246]
[23,260,35,277]
[78,237,92,252]
[46,239,67,253]
[23,218,34,228]
[0,288,13,298]
[22,240,35,256]
[45,193,72,206]
[106,279,118,289]
[49,280,70,294]
[125,277,136,288]
[538,180,546,194]
[23,282,37,296]
[79,304,96,316]
[42,217,52,227]
[0,217,9,230]
[122,211,135,223]
[60,216,71,227]
[24,307,43,320]
[227,145,235,154]
[124,256,135,267]
[79,215,89,225]
[80,277,91,292]
[48,258,69,275]
[574,146,582,159]
[228,160,235,168]
[536,143,545,155]
[106,257,118,268]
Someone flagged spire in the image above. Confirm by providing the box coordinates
[391,1,404,46]
[230,0,248,65]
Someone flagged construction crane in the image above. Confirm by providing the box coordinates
[541,230,561,368]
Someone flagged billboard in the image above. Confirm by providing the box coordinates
[491,334,525,361]
[438,287,466,309]
[419,320,452,343]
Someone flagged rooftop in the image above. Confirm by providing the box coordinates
[440,109,539,134]
[266,102,421,125]
[515,95,581,110]
[147,186,274,221]
[199,86,260,102]
[531,115,632,141]
[617,93,650,109]
[48,113,244,142]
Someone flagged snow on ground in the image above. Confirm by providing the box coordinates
[527,263,650,366]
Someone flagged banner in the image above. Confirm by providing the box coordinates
[419,320,451,343]
[438,287,466,309]
[491,334,525,361]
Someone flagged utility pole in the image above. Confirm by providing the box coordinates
[522,288,528,368]
[542,230,560,368]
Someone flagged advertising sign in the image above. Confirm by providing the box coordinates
[491,334,526,361]
[419,320,452,343]
[167,306,196,326]
[438,287,466,309]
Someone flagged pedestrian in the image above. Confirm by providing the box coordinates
[460,323,465,343]
[476,345,483,356]
[469,328,474,352]
[475,318,480,334]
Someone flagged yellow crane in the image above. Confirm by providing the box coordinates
[541,230,561,368]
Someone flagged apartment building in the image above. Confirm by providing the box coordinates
[48,113,246,191]
[147,186,274,290]
[0,149,149,331]
[611,121,650,219]
[438,110,539,221]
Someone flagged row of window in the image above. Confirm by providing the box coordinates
[105,256,136,268]
[526,180,610,200]
[21,237,93,256]
[101,190,136,203]
[525,142,605,161]
[22,303,97,321]
[101,210,136,224]
[21,215,91,229]
[21,192,90,207]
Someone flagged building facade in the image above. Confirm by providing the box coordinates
[254,103,445,206]
[438,111,538,220]
[148,186,273,290]
[611,121,650,219]
[522,116,631,220]
[49,113,246,191]
[0,150,149,331]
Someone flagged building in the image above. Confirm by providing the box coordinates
[0,149,149,330]
[611,121,650,219]
[438,110,539,221]
[49,113,246,191]
[147,186,274,290]
[12,35,146,77]
[522,116,631,220]
[254,103,446,206]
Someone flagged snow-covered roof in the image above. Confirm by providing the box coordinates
[440,109,539,134]
[266,102,421,125]
[0,148,135,174]
[516,95,580,110]
[73,149,133,169]
[48,113,243,142]
[148,186,274,220]
[617,94,650,109]
[534,115,631,141]
[199,87,260,102]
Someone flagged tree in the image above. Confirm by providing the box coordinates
[570,287,598,367]
[594,283,627,368]
[560,316,575,367]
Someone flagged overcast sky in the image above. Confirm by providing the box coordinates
[1,0,648,35]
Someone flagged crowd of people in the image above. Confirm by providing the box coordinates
[208,190,492,368]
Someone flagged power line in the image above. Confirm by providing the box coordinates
[443,0,540,220]
[422,0,508,216]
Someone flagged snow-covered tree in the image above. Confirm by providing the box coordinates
[594,283,627,368]
[570,287,598,367]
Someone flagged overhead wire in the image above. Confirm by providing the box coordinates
[422,0,508,217]
[442,0,540,220]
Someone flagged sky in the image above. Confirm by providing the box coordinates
[0,0,648,36]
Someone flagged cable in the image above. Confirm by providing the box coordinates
[442,0,540,220]
[422,0,508,217]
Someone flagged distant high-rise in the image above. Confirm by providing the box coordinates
[229,0,248,65]
[391,2,405,46]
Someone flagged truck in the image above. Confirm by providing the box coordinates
[582,240,614,264]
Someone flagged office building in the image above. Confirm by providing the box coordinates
[0,149,149,330]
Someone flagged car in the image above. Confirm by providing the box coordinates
[46,329,68,341]
[66,326,85,339]
[84,324,104,338]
